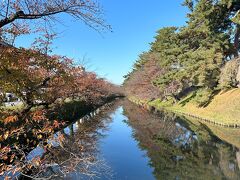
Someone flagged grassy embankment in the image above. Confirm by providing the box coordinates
[129,88,240,127]
[129,89,240,148]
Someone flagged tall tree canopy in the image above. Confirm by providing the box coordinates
[124,0,240,105]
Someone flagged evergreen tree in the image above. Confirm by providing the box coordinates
[124,0,240,104]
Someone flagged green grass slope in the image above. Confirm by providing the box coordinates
[130,88,240,126]
[171,89,240,125]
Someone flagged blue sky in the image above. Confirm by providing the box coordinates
[16,1,188,85]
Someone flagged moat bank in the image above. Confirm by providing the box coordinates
[129,88,240,128]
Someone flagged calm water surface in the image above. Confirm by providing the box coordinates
[98,107,154,180]
[2,99,240,179]
[66,100,240,179]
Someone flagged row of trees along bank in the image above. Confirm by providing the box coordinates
[124,0,240,108]
[0,0,123,178]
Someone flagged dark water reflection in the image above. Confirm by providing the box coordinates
[2,99,240,179]
[122,100,240,180]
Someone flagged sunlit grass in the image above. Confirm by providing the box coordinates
[0,102,24,112]
[129,93,240,148]
[171,89,240,124]
[131,88,240,125]
[130,90,240,148]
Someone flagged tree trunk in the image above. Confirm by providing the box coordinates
[234,24,240,58]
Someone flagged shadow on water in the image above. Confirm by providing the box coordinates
[1,99,240,179]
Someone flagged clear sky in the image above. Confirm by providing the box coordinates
[16,1,188,85]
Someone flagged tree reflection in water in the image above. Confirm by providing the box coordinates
[0,101,120,179]
[2,99,240,179]
[122,100,240,180]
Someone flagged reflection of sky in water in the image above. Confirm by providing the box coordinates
[2,101,240,180]
[26,146,45,161]
[98,107,154,180]
[64,127,71,135]
[26,131,66,162]
[21,120,82,164]
[173,122,198,147]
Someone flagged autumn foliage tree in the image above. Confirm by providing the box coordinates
[0,0,121,178]
[0,46,118,116]
[0,0,111,43]
[123,52,162,101]
[0,0,116,113]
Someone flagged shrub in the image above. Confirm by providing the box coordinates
[219,59,239,89]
